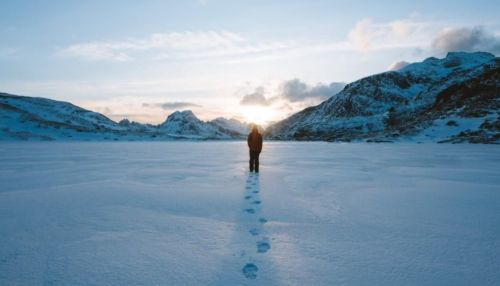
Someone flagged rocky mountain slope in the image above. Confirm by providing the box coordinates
[158,110,248,139]
[266,52,500,143]
[0,93,248,141]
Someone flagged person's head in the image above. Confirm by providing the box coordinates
[251,124,259,134]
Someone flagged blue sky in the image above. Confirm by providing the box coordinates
[1,0,499,124]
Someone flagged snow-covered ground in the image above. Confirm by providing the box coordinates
[1,142,499,285]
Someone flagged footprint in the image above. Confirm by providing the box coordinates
[251,200,261,205]
[249,228,259,236]
[245,186,251,190]
[252,190,259,194]
[242,263,258,279]
[258,218,268,224]
[244,208,255,214]
[257,240,271,253]
[244,195,252,200]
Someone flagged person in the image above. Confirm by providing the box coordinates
[247,125,263,173]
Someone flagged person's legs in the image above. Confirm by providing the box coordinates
[249,150,254,172]
[254,152,260,173]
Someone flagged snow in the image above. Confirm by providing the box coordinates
[399,52,494,78]
[1,93,249,141]
[0,94,119,130]
[159,110,249,139]
[1,142,500,285]
[407,114,495,142]
[267,52,499,142]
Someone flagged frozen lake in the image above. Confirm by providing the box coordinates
[1,142,499,285]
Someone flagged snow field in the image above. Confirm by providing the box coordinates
[1,142,499,285]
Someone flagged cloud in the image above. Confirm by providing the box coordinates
[347,17,500,56]
[391,19,413,37]
[57,31,293,61]
[279,79,345,102]
[432,27,500,54]
[239,79,345,108]
[142,102,201,110]
[388,61,410,71]
[348,19,375,51]
[239,87,272,106]
[59,43,131,61]
[347,16,427,52]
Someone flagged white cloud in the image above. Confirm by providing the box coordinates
[59,43,131,61]
[348,19,375,51]
[391,19,415,37]
[347,15,500,57]
[388,61,410,71]
[143,102,202,110]
[240,87,271,106]
[348,16,428,52]
[279,79,345,102]
[57,31,293,62]
[61,16,486,65]
[432,27,500,54]
[239,79,345,109]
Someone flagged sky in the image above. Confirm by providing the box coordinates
[0,0,499,125]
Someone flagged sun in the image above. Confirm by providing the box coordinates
[239,106,276,126]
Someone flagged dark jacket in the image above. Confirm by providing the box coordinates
[247,131,263,153]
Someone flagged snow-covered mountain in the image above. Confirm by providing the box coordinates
[266,52,500,143]
[0,93,248,141]
[118,118,156,132]
[209,117,250,138]
[158,110,249,139]
[2,52,498,143]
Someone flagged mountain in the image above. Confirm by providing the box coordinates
[118,118,156,132]
[0,93,248,141]
[209,117,250,138]
[266,52,500,143]
[2,52,498,143]
[158,110,249,139]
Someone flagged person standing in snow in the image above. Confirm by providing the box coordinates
[247,125,263,173]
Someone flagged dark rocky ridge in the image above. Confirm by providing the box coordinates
[265,52,500,143]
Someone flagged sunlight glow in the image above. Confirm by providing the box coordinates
[239,106,277,126]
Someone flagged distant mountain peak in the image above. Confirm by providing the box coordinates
[171,110,195,116]
[118,118,131,125]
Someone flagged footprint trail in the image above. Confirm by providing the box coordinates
[240,172,271,280]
